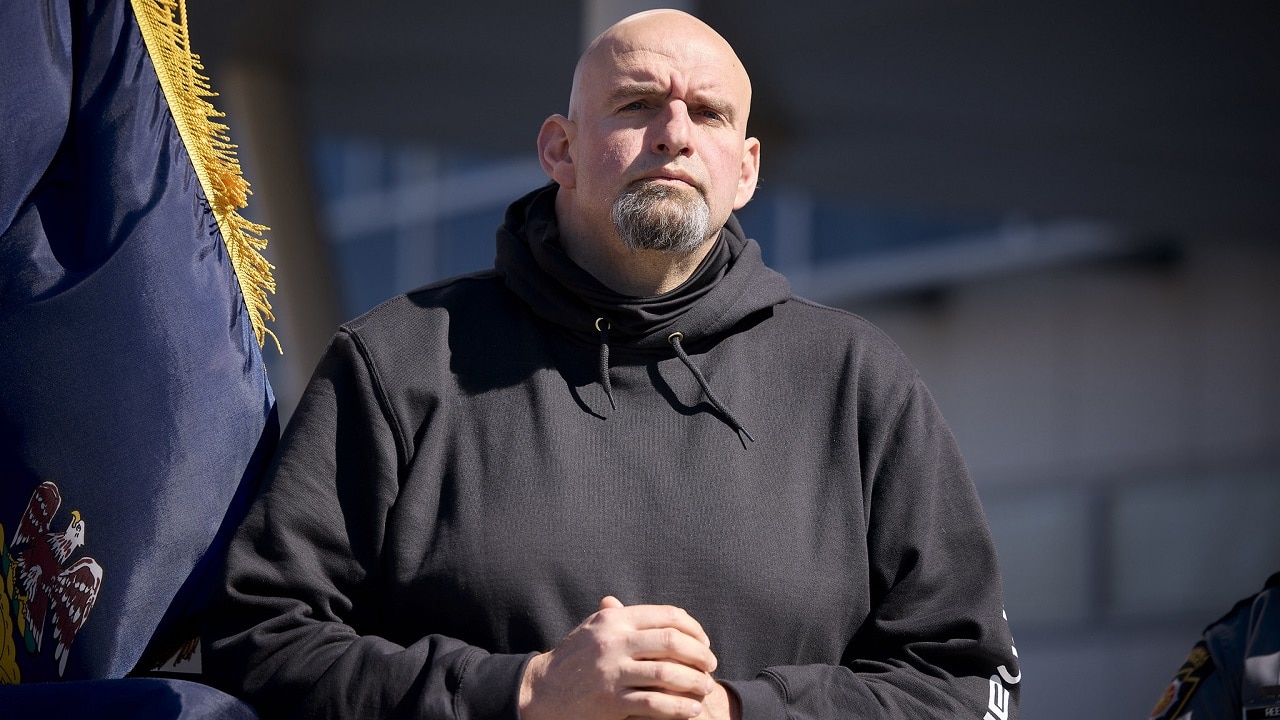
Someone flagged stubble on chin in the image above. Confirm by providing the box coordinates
[611,181,712,254]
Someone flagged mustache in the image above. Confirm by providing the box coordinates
[629,166,706,195]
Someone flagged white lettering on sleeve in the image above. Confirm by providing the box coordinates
[984,675,1011,720]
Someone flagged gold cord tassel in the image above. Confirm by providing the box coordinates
[131,0,280,352]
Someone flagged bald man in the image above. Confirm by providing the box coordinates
[207,10,1021,720]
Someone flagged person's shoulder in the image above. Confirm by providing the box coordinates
[1203,573,1280,646]
[1265,571,1280,593]
[342,270,505,335]
[775,294,881,332]
[1213,574,1280,625]
[332,270,510,364]
[773,293,917,372]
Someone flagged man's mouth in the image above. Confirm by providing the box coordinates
[634,173,702,196]
[638,166,699,186]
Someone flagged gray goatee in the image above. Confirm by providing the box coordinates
[612,182,712,254]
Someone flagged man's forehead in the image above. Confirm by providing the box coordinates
[586,44,748,104]
[568,11,751,116]
[600,49,737,90]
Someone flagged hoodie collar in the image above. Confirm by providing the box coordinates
[495,184,790,350]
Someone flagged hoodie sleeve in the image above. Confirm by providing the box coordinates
[205,329,533,720]
[723,377,1022,720]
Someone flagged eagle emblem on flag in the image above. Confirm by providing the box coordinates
[3,481,103,678]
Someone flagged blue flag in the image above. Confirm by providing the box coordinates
[0,0,278,687]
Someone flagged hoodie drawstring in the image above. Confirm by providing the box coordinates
[595,318,617,410]
[667,332,755,446]
[593,320,754,445]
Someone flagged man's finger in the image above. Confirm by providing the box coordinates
[619,658,716,697]
[626,627,718,673]
[618,688,705,719]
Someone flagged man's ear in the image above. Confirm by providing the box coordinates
[538,114,576,188]
[733,136,761,209]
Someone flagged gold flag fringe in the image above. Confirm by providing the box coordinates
[131,0,280,352]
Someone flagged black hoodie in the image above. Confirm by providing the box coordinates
[208,185,1021,720]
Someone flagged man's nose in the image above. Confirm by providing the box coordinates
[651,102,693,157]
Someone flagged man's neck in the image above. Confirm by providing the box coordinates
[564,234,715,297]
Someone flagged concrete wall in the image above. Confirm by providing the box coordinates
[851,238,1280,719]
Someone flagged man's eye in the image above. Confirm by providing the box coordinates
[621,101,647,111]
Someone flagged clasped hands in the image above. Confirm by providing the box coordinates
[518,596,740,720]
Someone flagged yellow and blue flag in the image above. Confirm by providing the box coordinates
[0,0,277,697]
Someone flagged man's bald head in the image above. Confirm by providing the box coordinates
[568,9,752,124]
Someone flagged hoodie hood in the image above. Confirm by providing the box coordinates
[495,184,791,351]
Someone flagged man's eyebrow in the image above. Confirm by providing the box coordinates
[605,83,664,106]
